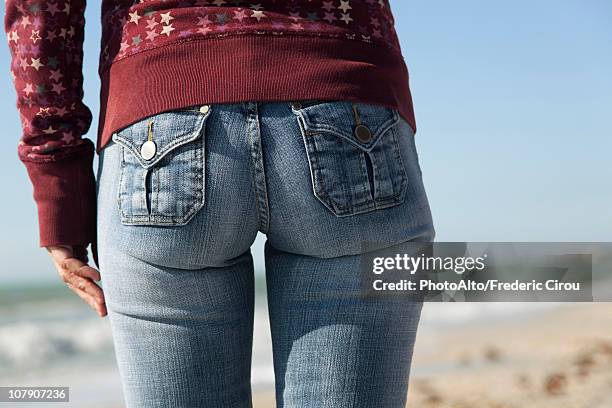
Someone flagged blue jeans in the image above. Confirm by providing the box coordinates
[96,101,434,407]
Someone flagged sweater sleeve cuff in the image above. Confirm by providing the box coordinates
[22,147,97,248]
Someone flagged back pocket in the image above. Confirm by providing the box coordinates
[291,101,408,217]
[111,105,211,226]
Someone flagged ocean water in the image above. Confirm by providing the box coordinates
[0,275,598,408]
[0,278,275,407]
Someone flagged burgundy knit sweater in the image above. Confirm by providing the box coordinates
[4,0,416,249]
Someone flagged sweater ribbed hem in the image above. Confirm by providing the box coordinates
[97,34,416,153]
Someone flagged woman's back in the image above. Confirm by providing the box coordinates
[4,3,432,407]
[97,0,415,152]
[4,1,416,248]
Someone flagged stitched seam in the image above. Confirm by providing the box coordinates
[113,118,205,168]
[117,145,127,221]
[246,108,263,231]
[295,111,333,215]
[252,109,270,233]
[154,164,159,218]
[303,110,399,152]
[391,125,408,200]
[296,111,340,215]
[115,114,208,225]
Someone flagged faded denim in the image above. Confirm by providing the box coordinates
[96,100,435,408]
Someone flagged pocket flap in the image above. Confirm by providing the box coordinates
[111,107,211,169]
[293,101,399,151]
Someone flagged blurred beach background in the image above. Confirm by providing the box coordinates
[1,0,611,407]
[2,284,612,407]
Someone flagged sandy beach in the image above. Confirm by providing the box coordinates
[3,291,611,408]
[253,303,612,408]
[406,303,612,408]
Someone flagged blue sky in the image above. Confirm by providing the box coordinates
[1,0,611,285]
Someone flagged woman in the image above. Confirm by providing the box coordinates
[5,1,434,407]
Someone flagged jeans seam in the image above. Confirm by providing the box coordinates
[245,103,270,234]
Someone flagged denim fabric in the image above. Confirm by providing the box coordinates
[293,101,408,216]
[96,100,435,408]
[111,106,210,225]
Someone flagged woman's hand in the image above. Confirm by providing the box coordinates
[46,245,107,317]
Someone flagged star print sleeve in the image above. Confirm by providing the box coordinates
[5,0,97,248]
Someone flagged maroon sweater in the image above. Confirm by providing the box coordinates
[5,0,416,249]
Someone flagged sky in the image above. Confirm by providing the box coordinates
[0,0,611,285]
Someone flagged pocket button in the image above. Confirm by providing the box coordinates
[140,140,157,160]
[354,124,372,143]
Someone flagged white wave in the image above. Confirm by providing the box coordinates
[0,318,114,371]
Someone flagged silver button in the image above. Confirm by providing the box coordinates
[199,105,210,114]
[140,140,156,160]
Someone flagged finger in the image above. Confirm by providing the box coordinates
[71,264,101,282]
[61,257,85,272]
[62,257,102,281]
[64,273,106,305]
[63,275,106,316]
[66,282,108,317]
